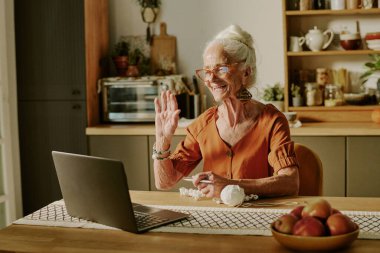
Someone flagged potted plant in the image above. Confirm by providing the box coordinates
[262,83,285,111]
[360,54,380,92]
[112,40,130,76]
[361,54,380,122]
[291,83,304,107]
[126,48,142,77]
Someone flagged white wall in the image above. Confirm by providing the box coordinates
[109,0,285,93]
[0,0,22,221]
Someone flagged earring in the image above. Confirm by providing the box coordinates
[236,87,252,101]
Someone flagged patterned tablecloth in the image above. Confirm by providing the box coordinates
[13,200,380,239]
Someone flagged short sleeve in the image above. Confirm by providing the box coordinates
[268,115,299,174]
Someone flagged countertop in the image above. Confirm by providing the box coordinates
[86,122,380,136]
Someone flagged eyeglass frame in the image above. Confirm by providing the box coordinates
[195,62,243,82]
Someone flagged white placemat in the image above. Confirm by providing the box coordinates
[13,200,380,239]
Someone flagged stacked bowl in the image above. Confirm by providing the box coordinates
[365,32,380,51]
[340,33,361,50]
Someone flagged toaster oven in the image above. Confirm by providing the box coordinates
[100,77,159,122]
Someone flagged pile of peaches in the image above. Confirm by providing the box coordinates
[273,199,358,237]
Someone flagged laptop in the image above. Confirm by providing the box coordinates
[51,151,189,233]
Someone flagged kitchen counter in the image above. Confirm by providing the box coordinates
[86,122,380,136]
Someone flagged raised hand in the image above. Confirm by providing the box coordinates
[154,90,181,150]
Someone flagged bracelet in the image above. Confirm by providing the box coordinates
[153,142,170,155]
[152,142,171,160]
[152,153,170,160]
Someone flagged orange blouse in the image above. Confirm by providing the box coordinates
[170,104,298,179]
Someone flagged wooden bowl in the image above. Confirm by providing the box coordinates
[271,223,359,251]
[283,112,297,122]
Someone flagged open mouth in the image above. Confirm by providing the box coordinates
[211,84,227,92]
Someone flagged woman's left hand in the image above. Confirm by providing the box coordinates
[192,172,231,198]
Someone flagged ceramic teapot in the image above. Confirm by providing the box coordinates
[304,26,334,52]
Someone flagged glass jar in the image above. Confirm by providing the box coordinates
[305,82,323,106]
[324,84,343,107]
[316,68,329,85]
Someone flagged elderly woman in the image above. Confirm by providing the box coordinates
[153,25,299,198]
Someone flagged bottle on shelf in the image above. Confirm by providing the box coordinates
[324,84,343,107]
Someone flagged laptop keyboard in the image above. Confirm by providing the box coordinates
[134,211,169,228]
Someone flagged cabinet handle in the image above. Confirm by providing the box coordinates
[72,104,81,110]
[72,89,81,95]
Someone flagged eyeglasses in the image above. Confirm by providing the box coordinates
[195,63,241,82]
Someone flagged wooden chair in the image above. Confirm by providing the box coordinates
[294,143,323,196]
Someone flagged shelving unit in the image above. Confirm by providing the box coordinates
[282,0,380,122]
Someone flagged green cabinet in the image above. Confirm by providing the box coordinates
[292,137,346,197]
[88,136,150,191]
[87,134,379,197]
[347,137,380,197]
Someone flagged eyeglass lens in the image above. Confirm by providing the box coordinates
[197,66,229,81]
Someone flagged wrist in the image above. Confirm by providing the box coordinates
[155,136,171,151]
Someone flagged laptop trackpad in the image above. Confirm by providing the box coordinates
[133,203,163,214]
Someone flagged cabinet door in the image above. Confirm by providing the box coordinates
[15,0,85,101]
[18,101,87,215]
[347,137,380,197]
[88,136,150,191]
[148,136,203,191]
[292,137,346,196]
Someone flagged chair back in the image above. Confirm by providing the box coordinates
[294,143,323,196]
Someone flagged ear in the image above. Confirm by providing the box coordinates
[242,66,252,84]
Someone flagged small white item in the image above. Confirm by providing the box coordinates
[331,0,346,10]
[289,36,305,52]
[220,185,246,207]
[183,177,212,184]
[305,26,334,52]
[179,187,205,200]
[362,0,374,9]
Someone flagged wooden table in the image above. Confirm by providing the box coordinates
[1,191,380,253]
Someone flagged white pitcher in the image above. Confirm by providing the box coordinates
[289,36,306,52]
[305,26,334,52]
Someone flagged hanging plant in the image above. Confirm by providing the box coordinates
[136,0,161,8]
[136,0,161,42]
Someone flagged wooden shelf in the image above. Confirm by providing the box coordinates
[287,50,380,57]
[282,0,380,122]
[286,8,380,16]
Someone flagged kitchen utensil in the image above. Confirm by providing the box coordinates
[151,22,177,75]
[331,0,346,10]
[347,0,359,9]
[283,112,297,122]
[305,26,334,51]
[362,0,374,9]
[289,36,305,52]
[299,0,311,10]
[340,33,361,50]
[365,32,380,40]
[343,93,367,105]
[183,177,212,184]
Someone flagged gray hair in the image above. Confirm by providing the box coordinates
[203,25,256,88]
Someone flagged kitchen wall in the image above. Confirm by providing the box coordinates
[109,0,285,95]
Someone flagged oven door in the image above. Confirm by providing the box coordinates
[102,80,158,122]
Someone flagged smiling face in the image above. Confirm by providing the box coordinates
[202,43,245,102]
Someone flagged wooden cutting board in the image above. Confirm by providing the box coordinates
[151,22,177,75]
